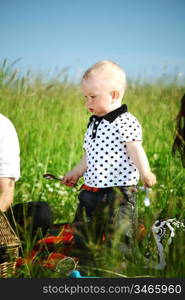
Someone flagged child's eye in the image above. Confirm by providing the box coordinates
[83,95,96,101]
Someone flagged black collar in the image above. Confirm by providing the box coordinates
[88,104,127,127]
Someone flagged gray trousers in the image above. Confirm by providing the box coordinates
[74,186,137,248]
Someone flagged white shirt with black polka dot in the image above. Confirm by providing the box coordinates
[83,109,142,188]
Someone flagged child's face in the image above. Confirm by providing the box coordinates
[81,77,115,116]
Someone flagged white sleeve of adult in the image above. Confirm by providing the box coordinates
[0,115,20,181]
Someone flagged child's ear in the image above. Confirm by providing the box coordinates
[111,90,120,100]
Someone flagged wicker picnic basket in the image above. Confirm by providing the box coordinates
[0,209,21,278]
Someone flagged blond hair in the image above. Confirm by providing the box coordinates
[82,60,127,99]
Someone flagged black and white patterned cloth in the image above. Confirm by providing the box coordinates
[83,105,142,188]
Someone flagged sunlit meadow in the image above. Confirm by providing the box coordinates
[0,59,184,278]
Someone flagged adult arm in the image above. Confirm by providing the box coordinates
[0,177,15,212]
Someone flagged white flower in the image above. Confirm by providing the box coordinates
[58,190,67,196]
[54,182,60,188]
[35,182,41,188]
[153,153,158,160]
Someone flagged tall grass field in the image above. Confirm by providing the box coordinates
[0,60,184,278]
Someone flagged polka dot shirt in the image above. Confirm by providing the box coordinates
[83,105,142,188]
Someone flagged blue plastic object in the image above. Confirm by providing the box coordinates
[69,270,97,278]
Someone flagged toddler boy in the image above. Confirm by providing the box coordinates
[62,60,156,247]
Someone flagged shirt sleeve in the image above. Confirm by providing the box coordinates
[118,113,142,142]
[0,117,20,181]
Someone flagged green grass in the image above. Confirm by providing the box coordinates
[0,59,184,278]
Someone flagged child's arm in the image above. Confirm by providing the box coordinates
[61,154,87,186]
[126,141,156,187]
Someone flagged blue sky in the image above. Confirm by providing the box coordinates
[0,0,185,82]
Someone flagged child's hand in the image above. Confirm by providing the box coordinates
[141,172,157,188]
[61,171,79,187]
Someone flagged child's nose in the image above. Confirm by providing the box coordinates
[86,98,92,105]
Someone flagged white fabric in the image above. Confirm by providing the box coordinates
[83,112,142,188]
[0,113,20,181]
